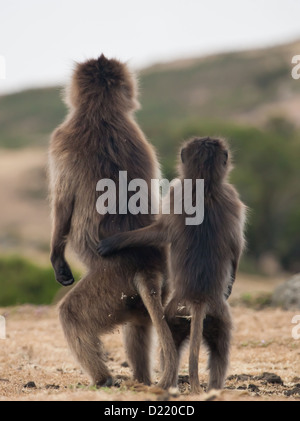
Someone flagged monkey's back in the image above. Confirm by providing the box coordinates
[49,115,166,275]
[170,183,245,303]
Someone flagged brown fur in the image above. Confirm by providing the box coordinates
[48,54,178,388]
[97,136,246,392]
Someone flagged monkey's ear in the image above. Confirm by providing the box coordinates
[181,147,187,163]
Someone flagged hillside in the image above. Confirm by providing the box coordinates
[0,40,299,150]
[139,40,300,128]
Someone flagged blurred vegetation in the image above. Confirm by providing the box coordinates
[0,254,83,306]
[0,255,70,306]
[0,87,65,148]
[233,292,273,310]
[0,41,299,306]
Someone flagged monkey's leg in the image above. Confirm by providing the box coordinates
[134,275,178,390]
[123,321,152,385]
[59,285,113,387]
[159,298,190,372]
[188,303,206,394]
[165,298,190,353]
[203,301,232,390]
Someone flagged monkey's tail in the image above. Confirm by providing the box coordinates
[188,302,207,394]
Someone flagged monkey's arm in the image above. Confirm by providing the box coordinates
[224,258,238,300]
[224,231,245,300]
[97,222,169,257]
[50,195,75,286]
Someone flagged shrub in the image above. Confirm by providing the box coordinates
[0,255,63,306]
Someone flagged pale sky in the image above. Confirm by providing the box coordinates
[0,0,300,94]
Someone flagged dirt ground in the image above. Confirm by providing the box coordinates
[0,300,300,402]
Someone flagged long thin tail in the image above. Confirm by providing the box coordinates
[189,303,206,394]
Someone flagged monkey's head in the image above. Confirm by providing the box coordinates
[65,54,139,114]
[180,137,231,183]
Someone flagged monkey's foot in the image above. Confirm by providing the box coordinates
[207,381,224,391]
[56,265,75,286]
[157,375,177,390]
[95,376,114,388]
[190,381,202,394]
[134,375,151,386]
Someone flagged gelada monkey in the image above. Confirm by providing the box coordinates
[97,137,246,393]
[48,54,178,388]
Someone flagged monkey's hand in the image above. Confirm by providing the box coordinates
[51,256,75,286]
[57,264,75,286]
[97,238,118,257]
